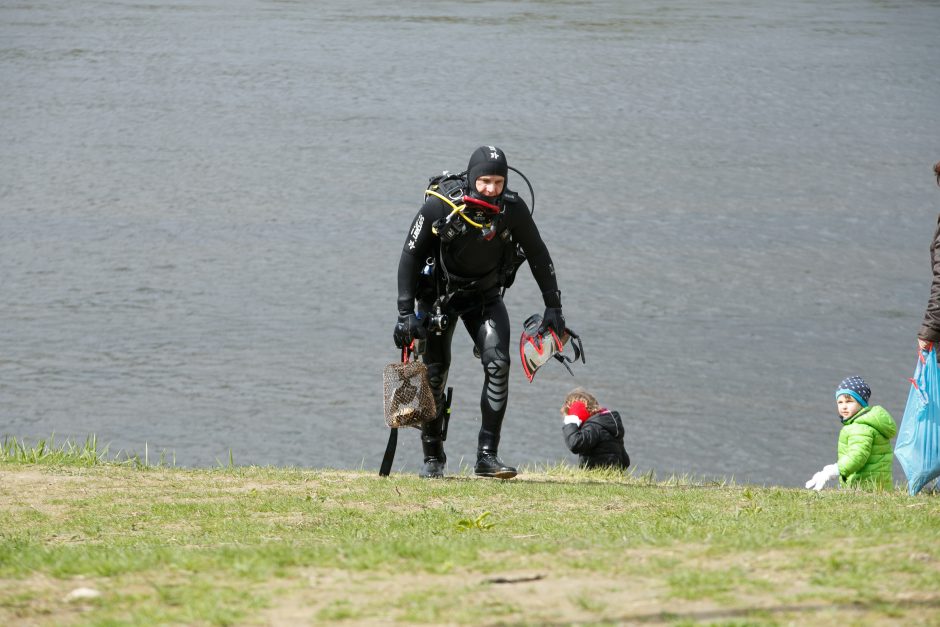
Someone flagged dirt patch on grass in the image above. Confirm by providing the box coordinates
[254,565,938,626]
[4,567,937,627]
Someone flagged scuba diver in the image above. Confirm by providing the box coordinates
[393,145,569,479]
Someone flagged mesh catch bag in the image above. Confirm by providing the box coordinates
[383,359,437,428]
[895,347,940,495]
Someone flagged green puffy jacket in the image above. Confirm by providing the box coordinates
[837,405,897,489]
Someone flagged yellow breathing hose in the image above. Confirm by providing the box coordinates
[425,189,485,228]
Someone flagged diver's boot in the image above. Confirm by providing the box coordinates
[419,411,447,479]
[474,430,516,479]
[474,449,516,479]
[420,448,446,478]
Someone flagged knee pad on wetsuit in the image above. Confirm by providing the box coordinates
[479,346,509,413]
[424,363,449,399]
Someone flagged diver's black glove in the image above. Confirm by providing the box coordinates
[393,313,427,349]
[538,307,566,338]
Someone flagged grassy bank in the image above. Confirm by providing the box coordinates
[1,437,938,626]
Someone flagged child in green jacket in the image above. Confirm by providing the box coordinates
[806,375,897,491]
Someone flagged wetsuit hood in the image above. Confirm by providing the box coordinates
[467,145,509,200]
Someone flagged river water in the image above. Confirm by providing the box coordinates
[2,0,939,486]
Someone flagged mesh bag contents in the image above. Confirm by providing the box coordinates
[383,360,437,428]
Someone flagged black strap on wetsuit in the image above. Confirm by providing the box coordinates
[378,424,398,477]
[435,260,502,308]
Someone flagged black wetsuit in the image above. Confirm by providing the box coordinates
[396,186,560,457]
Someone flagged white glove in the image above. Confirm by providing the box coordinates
[804,463,840,491]
[563,414,582,426]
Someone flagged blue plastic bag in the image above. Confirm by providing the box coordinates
[895,347,940,495]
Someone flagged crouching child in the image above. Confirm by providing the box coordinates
[561,388,631,470]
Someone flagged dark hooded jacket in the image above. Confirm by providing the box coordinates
[562,410,631,470]
[918,214,940,342]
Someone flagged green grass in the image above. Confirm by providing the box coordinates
[1,435,939,625]
[1,434,114,466]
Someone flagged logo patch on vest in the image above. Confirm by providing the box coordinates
[407,214,424,250]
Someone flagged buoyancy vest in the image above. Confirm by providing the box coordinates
[422,173,527,299]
